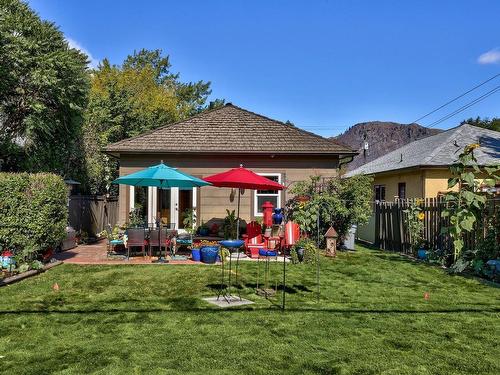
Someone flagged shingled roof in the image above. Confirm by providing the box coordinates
[104,104,355,155]
[345,124,500,176]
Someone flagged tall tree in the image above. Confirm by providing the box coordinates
[83,49,220,194]
[0,0,90,176]
[461,117,500,132]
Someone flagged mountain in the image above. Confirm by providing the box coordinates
[333,121,442,171]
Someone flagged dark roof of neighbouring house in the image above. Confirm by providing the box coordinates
[345,124,500,176]
[104,103,355,155]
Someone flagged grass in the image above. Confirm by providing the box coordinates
[0,244,499,374]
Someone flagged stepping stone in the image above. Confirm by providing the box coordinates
[202,296,254,308]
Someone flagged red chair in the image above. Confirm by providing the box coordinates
[283,221,300,253]
[242,221,266,258]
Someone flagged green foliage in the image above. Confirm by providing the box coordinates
[182,208,196,235]
[290,238,318,265]
[223,209,237,239]
[0,0,89,179]
[83,49,218,194]
[128,204,145,228]
[0,172,67,263]
[286,174,373,244]
[403,199,425,254]
[461,116,500,132]
[441,144,500,261]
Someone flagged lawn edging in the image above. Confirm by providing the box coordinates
[0,260,63,287]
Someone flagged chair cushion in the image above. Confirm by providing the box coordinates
[110,240,124,245]
[259,249,277,257]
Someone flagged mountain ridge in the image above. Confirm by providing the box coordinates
[333,121,442,170]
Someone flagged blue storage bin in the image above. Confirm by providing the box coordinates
[200,246,220,264]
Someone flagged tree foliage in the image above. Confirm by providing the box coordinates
[461,117,500,132]
[83,49,220,194]
[0,0,89,177]
[285,175,373,244]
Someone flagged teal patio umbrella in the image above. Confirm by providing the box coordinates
[112,162,211,260]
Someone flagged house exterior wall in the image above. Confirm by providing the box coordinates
[117,153,340,225]
[371,170,424,200]
[369,168,460,200]
[423,169,455,197]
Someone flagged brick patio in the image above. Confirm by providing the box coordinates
[54,240,202,265]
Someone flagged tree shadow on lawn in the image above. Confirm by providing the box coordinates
[0,305,498,315]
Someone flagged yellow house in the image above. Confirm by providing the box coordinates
[346,124,500,199]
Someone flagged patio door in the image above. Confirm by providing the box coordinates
[145,187,196,231]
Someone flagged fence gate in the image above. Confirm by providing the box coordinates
[68,195,119,236]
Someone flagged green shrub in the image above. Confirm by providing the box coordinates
[0,172,67,263]
[290,238,318,265]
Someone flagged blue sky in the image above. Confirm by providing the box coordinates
[29,0,500,137]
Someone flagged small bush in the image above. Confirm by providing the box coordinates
[290,238,318,265]
[0,172,67,263]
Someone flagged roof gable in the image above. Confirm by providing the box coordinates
[346,124,500,176]
[104,104,354,155]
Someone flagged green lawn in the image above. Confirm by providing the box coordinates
[0,245,499,375]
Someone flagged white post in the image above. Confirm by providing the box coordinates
[171,187,179,229]
[129,186,135,214]
[192,187,197,228]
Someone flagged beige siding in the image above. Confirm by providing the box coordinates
[372,170,424,200]
[117,153,340,224]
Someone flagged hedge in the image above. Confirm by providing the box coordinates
[0,172,67,262]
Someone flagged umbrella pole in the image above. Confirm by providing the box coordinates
[236,188,241,239]
[159,187,162,260]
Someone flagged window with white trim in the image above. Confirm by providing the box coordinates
[254,173,282,216]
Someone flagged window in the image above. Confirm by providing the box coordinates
[254,173,282,216]
[374,185,386,201]
[398,183,406,200]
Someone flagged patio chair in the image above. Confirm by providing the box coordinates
[149,228,177,258]
[126,228,147,258]
[105,225,124,257]
[242,221,266,258]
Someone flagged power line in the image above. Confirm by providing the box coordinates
[426,85,500,128]
[411,72,500,124]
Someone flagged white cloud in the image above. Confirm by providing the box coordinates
[477,48,500,65]
[66,37,99,68]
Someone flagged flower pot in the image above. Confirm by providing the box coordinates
[199,228,209,236]
[417,248,428,260]
[200,246,219,264]
[191,248,201,262]
[272,208,283,225]
[296,247,305,263]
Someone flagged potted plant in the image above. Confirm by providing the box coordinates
[200,240,220,264]
[222,209,237,239]
[198,221,210,236]
[190,240,202,262]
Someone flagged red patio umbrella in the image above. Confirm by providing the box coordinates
[203,165,285,238]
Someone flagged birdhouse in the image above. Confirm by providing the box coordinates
[324,226,338,257]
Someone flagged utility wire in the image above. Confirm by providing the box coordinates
[426,85,500,128]
[411,72,500,124]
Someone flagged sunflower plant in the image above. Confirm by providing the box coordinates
[404,199,425,254]
[441,144,500,262]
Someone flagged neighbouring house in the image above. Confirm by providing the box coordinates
[346,123,500,200]
[104,103,356,230]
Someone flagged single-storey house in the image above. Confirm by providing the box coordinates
[346,123,500,200]
[105,103,356,229]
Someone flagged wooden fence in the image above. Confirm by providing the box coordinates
[374,197,499,254]
[68,195,119,236]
